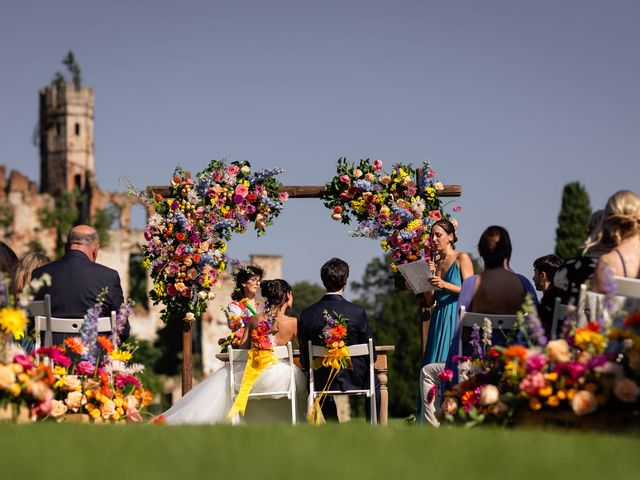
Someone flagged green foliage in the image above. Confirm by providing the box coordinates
[129,253,149,310]
[92,204,119,248]
[351,255,422,417]
[289,281,325,318]
[0,201,14,237]
[52,50,82,89]
[555,182,592,260]
[38,189,82,258]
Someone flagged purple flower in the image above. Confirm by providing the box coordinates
[470,324,483,358]
[233,194,245,204]
[452,206,462,212]
[553,361,587,381]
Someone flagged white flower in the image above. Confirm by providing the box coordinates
[411,198,426,213]
[240,165,250,174]
[434,181,444,191]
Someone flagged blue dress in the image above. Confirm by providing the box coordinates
[422,261,462,365]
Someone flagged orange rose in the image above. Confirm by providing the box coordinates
[571,390,597,416]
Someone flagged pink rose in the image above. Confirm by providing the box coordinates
[372,160,383,172]
[75,361,95,376]
[339,175,350,184]
[437,369,454,382]
[278,192,289,202]
[427,168,435,178]
[428,210,442,221]
[235,184,248,196]
[226,165,239,176]
[452,206,462,213]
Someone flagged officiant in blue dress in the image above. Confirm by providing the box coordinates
[422,220,473,365]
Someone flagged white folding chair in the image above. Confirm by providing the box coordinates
[307,338,377,425]
[26,295,52,347]
[34,310,117,350]
[458,306,518,355]
[550,297,568,340]
[228,341,297,425]
[614,276,640,299]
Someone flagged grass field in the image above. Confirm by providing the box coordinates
[2,420,639,480]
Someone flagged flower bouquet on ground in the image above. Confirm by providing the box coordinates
[36,293,152,423]
[0,274,55,421]
[441,284,640,429]
[137,159,287,324]
[322,158,460,283]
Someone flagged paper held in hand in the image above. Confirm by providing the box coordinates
[397,260,435,294]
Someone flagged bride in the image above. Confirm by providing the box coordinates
[162,279,307,424]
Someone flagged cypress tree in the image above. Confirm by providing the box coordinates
[555,181,592,260]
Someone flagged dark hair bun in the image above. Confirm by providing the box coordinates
[260,279,292,307]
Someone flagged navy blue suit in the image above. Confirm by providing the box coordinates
[32,250,128,344]
[299,294,379,420]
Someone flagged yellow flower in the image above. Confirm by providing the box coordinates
[557,390,567,400]
[544,372,558,382]
[114,398,124,408]
[539,386,553,398]
[407,219,422,231]
[141,257,152,270]
[90,408,101,419]
[53,366,68,376]
[546,396,560,408]
[529,397,542,411]
[390,263,398,272]
[110,349,133,362]
[380,240,390,252]
[0,307,27,340]
[154,282,166,297]
[9,384,21,396]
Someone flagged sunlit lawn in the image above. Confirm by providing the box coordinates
[2,420,639,480]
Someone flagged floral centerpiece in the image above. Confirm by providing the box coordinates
[0,274,55,421]
[139,159,287,324]
[36,292,152,423]
[308,310,351,424]
[322,158,460,281]
[440,285,640,428]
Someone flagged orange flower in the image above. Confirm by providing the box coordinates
[135,388,153,408]
[64,337,84,355]
[503,345,527,362]
[151,414,167,425]
[331,324,347,339]
[97,336,114,354]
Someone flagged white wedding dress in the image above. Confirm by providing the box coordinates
[163,349,307,425]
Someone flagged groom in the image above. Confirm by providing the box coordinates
[299,257,379,421]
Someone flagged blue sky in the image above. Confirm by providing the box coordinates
[1,0,639,293]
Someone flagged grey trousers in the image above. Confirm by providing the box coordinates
[419,362,445,427]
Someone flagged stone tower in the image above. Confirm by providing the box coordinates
[38,83,95,196]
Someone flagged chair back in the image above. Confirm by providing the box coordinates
[307,338,377,425]
[458,306,518,355]
[550,297,568,340]
[615,276,640,299]
[27,295,52,347]
[227,342,297,425]
[34,311,116,349]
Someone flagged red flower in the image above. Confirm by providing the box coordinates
[428,210,442,221]
[175,232,187,241]
[623,312,640,328]
[247,193,257,203]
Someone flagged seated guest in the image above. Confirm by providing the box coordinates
[32,225,128,344]
[553,209,613,304]
[15,252,51,296]
[593,190,640,291]
[532,254,563,337]
[419,225,537,427]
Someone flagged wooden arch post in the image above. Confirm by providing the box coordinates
[147,182,462,394]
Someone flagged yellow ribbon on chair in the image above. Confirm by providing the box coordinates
[307,343,352,425]
[227,349,280,420]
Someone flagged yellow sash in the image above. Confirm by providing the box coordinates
[227,349,280,420]
[307,344,352,425]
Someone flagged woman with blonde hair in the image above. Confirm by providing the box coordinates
[15,252,51,295]
[593,190,640,291]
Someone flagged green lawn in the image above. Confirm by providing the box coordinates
[2,421,638,480]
